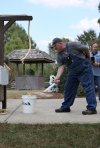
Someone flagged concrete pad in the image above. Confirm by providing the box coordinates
[0,98,100,124]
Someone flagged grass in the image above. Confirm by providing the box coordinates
[0,123,100,148]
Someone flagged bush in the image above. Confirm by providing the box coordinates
[77,84,85,97]
[26,68,35,75]
[58,67,68,92]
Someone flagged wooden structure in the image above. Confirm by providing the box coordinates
[8,49,55,90]
[0,15,33,109]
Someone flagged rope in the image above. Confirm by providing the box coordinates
[21,20,32,64]
[4,63,11,71]
[3,103,22,123]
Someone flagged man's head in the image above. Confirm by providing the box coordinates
[91,41,99,53]
[51,37,65,52]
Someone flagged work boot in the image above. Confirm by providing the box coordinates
[82,109,97,115]
[55,108,71,113]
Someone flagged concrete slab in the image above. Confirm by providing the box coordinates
[0,98,100,124]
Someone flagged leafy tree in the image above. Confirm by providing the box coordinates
[77,29,97,47]
[98,3,100,39]
[4,23,36,54]
[98,3,100,25]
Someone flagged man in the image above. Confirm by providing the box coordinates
[52,37,97,115]
[90,41,100,101]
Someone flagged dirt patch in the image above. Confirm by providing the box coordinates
[33,92,64,99]
[7,90,64,99]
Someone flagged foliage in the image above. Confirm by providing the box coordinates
[77,29,97,47]
[58,66,68,92]
[77,84,85,97]
[25,68,35,75]
[51,65,84,96]
[4,23,36,54]
[43,63,57,82]
[98,3,100,25]
[98,2,100,12]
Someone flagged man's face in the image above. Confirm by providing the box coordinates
[92,43,98,52]
[54,42,65,52]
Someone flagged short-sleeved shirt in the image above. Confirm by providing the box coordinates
[57,42,88,66]
[90,50,100,76]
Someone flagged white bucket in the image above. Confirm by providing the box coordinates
[22,95,37,113]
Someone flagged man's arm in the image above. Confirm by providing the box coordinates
[75,42,91,59]
[83,48,91,59]
[54,65,64,83]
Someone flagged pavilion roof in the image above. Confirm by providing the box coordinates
[7,49,55,64]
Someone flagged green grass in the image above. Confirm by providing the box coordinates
[0,123,100,148]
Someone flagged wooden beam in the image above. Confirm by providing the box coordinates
[0,15,33,21]
[4,20,15,33]
[0,20,5,106]
[0,21,4,65]
[0,14,33,109]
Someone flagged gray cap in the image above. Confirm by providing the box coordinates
[52,37,62,47]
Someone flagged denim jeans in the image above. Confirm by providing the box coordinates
[61,55,97,110]
[94,76,100,99]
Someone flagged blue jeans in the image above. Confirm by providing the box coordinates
[94,76,100,99]
[61,55,97,110]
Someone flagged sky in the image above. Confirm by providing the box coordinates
[0,0,100,53]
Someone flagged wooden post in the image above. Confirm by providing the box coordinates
[23,63,25,75]
[0,20,6,108]
[41,63,43,76]
[2,86,6,109]
[16,63,19,76]
[36,63,38,76]
[0,15,33,109]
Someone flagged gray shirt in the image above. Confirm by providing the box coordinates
[57,42,88,66]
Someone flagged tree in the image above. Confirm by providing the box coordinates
[77,29,97,47]
[4,23,36,54]
[98,3,100,25]
[98,3,100,39]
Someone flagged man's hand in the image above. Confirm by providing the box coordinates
[93,62,100,67]
[54,77,60,83]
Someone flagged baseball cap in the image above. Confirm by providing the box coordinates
[51,37,62,48]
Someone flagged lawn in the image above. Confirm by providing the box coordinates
[0,123,100,148]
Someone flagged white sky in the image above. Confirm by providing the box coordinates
[0,0,100,53]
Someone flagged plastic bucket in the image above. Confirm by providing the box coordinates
[22,95,36,113]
